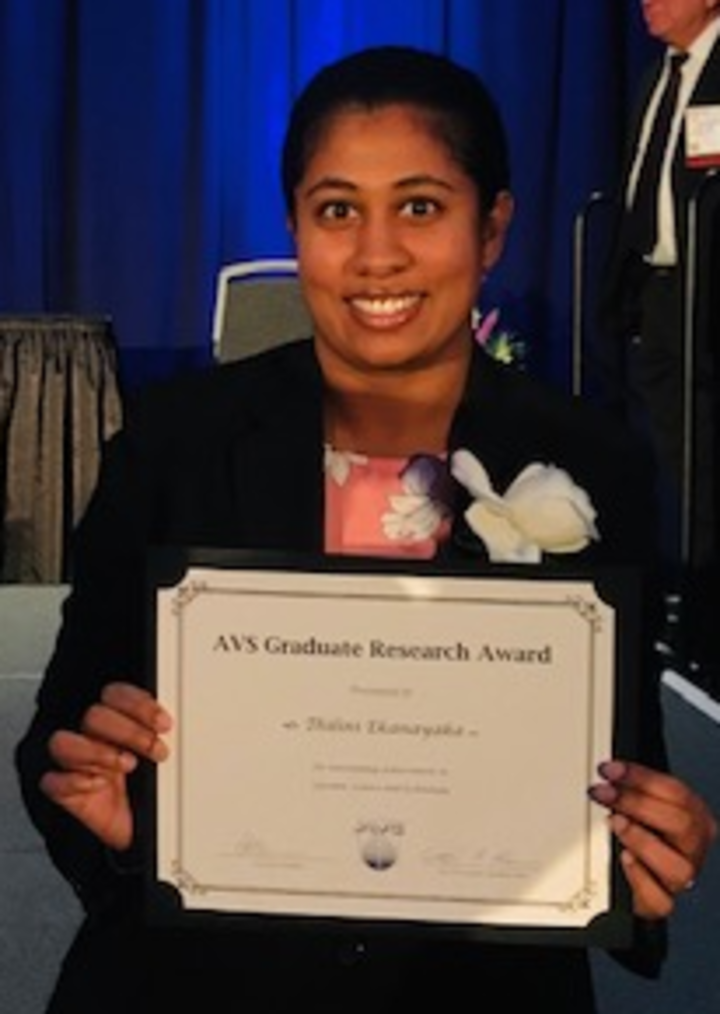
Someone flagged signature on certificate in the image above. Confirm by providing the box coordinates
[227,832,332,870]
[421,847,541,880]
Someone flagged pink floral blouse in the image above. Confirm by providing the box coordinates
[324,445,454,558]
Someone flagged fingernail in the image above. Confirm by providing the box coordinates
[610,813,630,835]
[588,783,618,805]
[117,751,138,772]
[620,849,635,870]
[154,709,173,733]
[598,759,625,782]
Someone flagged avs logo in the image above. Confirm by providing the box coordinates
[355,819,404,871]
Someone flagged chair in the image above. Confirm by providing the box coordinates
[211,258,313,362]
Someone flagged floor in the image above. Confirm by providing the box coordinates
[1,586,718,1013]
[0,588,83,1014]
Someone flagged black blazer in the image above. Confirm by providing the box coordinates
[15,340,668,1011]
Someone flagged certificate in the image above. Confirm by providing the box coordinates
[150,551,637,945]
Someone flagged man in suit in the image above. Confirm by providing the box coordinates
[599,0,720,697]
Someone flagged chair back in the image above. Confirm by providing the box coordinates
[211,258,313,362]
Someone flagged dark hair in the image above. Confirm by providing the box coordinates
[281,45,511,220]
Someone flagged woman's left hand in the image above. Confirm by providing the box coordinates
[589,759,718,919]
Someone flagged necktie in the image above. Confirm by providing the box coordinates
[628,51,688,255]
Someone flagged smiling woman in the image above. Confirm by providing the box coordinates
[293,103,509,425]
[283,52,514,460]
[14,44,717,1014]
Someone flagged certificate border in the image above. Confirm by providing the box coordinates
[146,547,641,950]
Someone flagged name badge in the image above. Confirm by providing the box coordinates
[685,105,720,169]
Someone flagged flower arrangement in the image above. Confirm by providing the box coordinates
[450,449,599,563]
[471,306,527,367]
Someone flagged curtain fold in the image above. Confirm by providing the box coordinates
[0,316,123,582]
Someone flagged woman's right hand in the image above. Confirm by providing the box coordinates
[40,682,172,850]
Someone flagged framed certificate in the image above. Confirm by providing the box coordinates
[147,549,640,948]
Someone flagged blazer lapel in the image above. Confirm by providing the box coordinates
[225,348,325,553]
[444,351,533,564]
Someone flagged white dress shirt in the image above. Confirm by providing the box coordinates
[627,16,720,266]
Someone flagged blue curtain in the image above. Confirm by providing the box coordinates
[0,0,657,389]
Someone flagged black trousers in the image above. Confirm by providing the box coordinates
[628,267,718,677]
[45,912,598,1014]
[630,268,716,568]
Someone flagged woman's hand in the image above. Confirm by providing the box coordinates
[40,682,172,851]
[589,759,718,919]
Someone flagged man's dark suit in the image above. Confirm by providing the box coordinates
[602,33,720,342]
[599,31,720,688]
[15,340,668,1012]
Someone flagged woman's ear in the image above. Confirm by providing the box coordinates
[481,190,514,273]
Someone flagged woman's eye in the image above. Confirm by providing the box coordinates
[318,201,356,222]
[401,197,440,219]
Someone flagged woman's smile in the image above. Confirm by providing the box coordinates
[347,292,425,330]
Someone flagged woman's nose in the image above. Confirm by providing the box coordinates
[350,215,411,275]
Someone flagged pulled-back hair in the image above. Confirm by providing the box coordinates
[281,45,511,221]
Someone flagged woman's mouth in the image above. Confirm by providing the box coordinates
[349,293,422,328]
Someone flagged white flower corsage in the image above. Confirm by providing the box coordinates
[450,449,599,563]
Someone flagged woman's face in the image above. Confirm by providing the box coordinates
[291,104,512,382]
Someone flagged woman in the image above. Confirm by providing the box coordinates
[15,45,716,1013]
